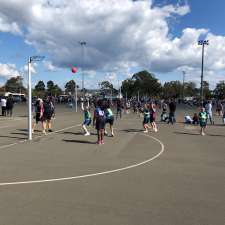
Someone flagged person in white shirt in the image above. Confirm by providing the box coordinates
[205,100,214,125]
[1,97,7,116]
[184,115,193,124]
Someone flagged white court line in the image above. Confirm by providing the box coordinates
[0,125,12,129]
[0,118,24,123]
[0,115,136,150]
[0,123,81,150]
[0,133,164,186]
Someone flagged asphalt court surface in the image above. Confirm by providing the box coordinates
[0,104,224,225]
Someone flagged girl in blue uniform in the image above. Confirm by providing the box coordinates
[93,100,106,144]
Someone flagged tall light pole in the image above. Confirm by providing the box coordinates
[79,41,86,98]
[198,40,209,106]
[28,56,44,140]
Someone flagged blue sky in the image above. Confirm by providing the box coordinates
[0,0,225,89]
[153,0,225,35]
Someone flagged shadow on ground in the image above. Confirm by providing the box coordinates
[121,128,143,133]
[0,135,27,140]
[62,139,96,144]
[63,131,96,136]
[174,131,199,136]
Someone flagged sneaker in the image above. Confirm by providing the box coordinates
[84,132,90,136]
[101,140,104,145]
[111,133,115,137]
[104,132,108,136]
[154,128,158,133]
[43,130,47,135]
[143,130,148,133]
[97,140,101,145]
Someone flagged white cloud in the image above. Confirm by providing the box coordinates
[0,63,20,78]
[0,0,225,86]
[0,14,22,34]
[43,61,58,72]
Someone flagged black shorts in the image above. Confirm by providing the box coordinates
[96,118,106,130]
[106,117,114,125]
[35,113,41,123]
[143,117,150,125]
[150,115,156,123]
[200,121,206,128]
[42,113,53,121]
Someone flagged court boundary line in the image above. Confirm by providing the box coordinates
[0,116,137,150]
[0,133,164,186]
[0,123,81,150]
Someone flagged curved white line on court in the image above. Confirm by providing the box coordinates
[0,134,164,186]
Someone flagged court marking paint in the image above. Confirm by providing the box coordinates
[0,133,164,186]
[0,123,81,150]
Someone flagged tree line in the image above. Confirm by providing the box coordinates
[0,76,78,98]
[1,71,225,100]
[121,70,225,100]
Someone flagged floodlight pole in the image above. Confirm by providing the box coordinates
[79,41,86,98]
[198,40,209,106]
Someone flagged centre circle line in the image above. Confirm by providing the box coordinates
[0,133,165,187]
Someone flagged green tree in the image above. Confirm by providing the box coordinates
[47,80,62,96]
[47,80,54,93]
[203,81,212,99]
[100,81,117,96]
[184,82,198,97]
[33,80,46,97]
[4,76,26,93]
[65,80,76,94]
[121,79,135,98]
[35,80,45,92]
[52,84,62,96]
[100,81,113,90]
[132,70,162,97]
[214,81,225,99]
[163,81,182,99]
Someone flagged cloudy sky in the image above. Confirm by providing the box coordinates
[0,0,225,89]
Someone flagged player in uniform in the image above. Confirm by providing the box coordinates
[143,104,151,133]
[81,102,92,136]
[199,107,207,136]
[104,102,115,137]
[93,100,106,144]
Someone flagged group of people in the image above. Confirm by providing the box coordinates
[0,95,14,117]
[81,99,115,145]
[81,100,114,145]
[32,96,55,135]
[132,98,225,137]
[4,93,224,141]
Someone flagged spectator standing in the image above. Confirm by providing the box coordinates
[1,97,7,116]
[168,99,176,124]
[205,100,214,125]
[6,95,14,117]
